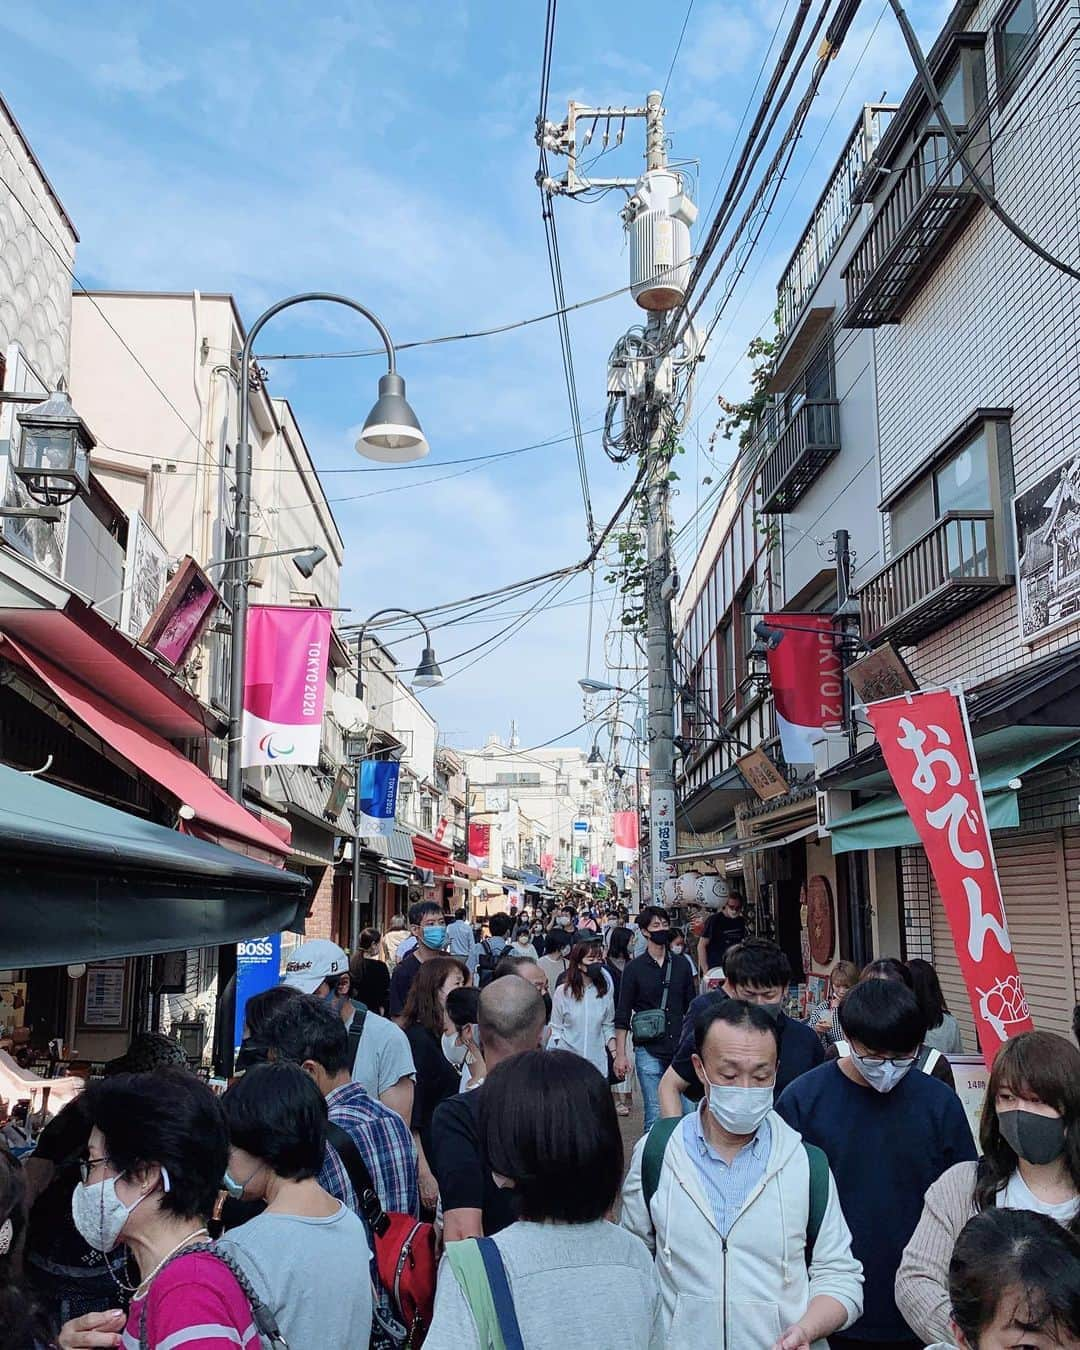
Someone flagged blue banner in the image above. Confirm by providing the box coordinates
[234,932,282,1056]
[359,759,399,839]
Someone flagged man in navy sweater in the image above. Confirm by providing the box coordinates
[658,937,824,1115]
[775,978,976,1350]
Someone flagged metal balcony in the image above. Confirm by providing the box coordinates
[843,129,989,328]
[859,510,1010,645]
[760,400,841,513]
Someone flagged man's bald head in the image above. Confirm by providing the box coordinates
[478,974,546,1057]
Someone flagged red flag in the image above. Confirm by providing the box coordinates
[540,852,554,877]
[613,811,639,862]
[764,614,843,764]
[864,689,1033,1062]
[467,823,490,870]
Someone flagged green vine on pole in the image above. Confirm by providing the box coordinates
[604,431,682,635]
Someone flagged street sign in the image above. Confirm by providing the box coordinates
[573,819,589,833]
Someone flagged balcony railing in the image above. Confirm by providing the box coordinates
[843,128,990,327]
[859,510,1010,645]
[760,400,841,513]
[777,104,896,343]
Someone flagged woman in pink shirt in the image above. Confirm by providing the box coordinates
[58,1068,260,1350]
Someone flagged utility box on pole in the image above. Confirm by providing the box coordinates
[626,170,696,311]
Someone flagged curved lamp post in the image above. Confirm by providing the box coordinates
[227,292,427,801]
[351,607,445,698]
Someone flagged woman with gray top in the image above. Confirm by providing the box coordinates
[426,1050,662,1349]
[217,1061,373,1349]
[896,1030,1080,1346]
[908,959,965,1055]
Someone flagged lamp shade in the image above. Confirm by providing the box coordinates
[587,743,603,765]
[357,372,429,463]
[292,546,327,579]
[411,643,444,689]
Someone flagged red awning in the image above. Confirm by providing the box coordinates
[2,635,290,858]
[413,833,452,872]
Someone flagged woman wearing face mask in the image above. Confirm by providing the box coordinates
[58,1068,259,1350]
[400,956,469,1213]
[896,1030,1080,1347]
[669,930,697,981]
[548,937,617,1078]
[511,925,539,962]
[216,1061,372,1348]
[925,1207,1080,1350]
[444,987,485,1090]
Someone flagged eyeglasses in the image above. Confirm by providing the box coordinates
[79,1155,116,1183]
[852,1053,918,1069]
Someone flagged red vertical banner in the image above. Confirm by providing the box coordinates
[764,614,844,764]
[468,823,491,870]
[613,811,639,862]
[864,689,1033,1062]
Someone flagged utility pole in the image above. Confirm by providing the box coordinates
[539,89,694,904]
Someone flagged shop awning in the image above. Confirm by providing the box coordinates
[359,824,415,880]
[413,833,452,873]
[0,763,309,967]
[1,635,289,858]
[829,731,1080,855]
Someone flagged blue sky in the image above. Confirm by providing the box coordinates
[0,0,946,750]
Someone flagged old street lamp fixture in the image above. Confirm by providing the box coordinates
[14,379,93,506]
[587,743,604,766]
[748,634,771,695]
[292,546,327,579]
[411,641,444,689]
[357,373,428,463]
[350,607,444,697]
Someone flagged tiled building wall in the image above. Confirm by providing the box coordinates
[0,103,75,387]
[873,3,1080,690]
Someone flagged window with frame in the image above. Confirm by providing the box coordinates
[995,0,1038,95]
[718,622,736,709]
[916,43,988,183]
[783,338,834,424]
[889,428,992,553]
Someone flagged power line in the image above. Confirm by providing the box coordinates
[662,0,697,100]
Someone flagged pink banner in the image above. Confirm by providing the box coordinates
[242,606,332,768]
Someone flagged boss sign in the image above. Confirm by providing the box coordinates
[865,689,1033,1063]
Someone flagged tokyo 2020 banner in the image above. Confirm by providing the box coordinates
[864,688,1034,1063]
[241,606,332,768]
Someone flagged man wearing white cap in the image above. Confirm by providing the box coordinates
[282,939,415,1122]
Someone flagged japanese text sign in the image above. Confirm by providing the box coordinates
[865,689,1032,1062]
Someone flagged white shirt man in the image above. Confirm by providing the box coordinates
[621,997,862,1350]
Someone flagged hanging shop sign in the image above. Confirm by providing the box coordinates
[864,687,1034,1062]
[844,644,918,705]
[358,760,400,838]
[468,823,491,870]
[764,614,843,764]
[1013,449,1080,645]
[651,787,676,892]
[242,606,332,767]
[613,811,639,862]
[140,555,221,668]
[736,747,789,802]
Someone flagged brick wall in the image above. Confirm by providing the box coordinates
[305,866,334,942]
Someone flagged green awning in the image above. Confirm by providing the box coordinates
[0,763,310,967]
[830,733,1080,855]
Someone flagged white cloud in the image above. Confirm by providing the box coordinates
[93,33,183,96]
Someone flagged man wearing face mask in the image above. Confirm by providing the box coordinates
[659,939,825,1119]
[613,906,697,1131]
[389,900,448,1016]
[621,999,863,1349]
[775,979,975,1350]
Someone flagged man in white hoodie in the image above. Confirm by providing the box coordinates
[621,999,863,1350]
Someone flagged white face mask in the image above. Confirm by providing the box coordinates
[441,1032,469,1069]
[71,1172,159,1253]
[849,1047,914,1094]
[701,1070,775,1135]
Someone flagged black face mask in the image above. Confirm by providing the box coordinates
[649,928,673,947]
[998,1107,1067,1165]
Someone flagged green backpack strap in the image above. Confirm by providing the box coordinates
[642,1116,682,1212]
[445,1239,505,1350]
[803,1141,829,1265]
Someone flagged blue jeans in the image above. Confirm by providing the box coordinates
[635,1046,667,1132]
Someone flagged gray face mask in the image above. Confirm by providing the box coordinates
[998,1107,1066,1165]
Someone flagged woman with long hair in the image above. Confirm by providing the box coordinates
[399,955,468,1213]
[604,926,637,1117]
[548,937,616,1079]
[908,958,965,1054]
[349,927,390,1016]
[897,1029,1080,1345]
[426,1052,660,1349]
[925,1207,1080,1349]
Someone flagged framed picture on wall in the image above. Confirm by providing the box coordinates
[1014,451,1080,644]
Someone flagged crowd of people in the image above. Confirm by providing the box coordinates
[2,891,1079,1350]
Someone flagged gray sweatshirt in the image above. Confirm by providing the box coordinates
[425,1219,662,1349]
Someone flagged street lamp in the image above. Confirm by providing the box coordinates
[13,380,93,507]
[587,743,604,766]
[226,292,427,802]
[753,620,870,654]
[350,607,444,698]
[206,545,327,578]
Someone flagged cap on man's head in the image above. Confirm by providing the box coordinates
[282,939,349,994]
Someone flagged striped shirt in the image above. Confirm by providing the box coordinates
[122,1251,256,1350]
[319,1080,419,1218]
[681,1108,771,1236]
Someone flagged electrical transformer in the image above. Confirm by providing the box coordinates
[626,169,696,311]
